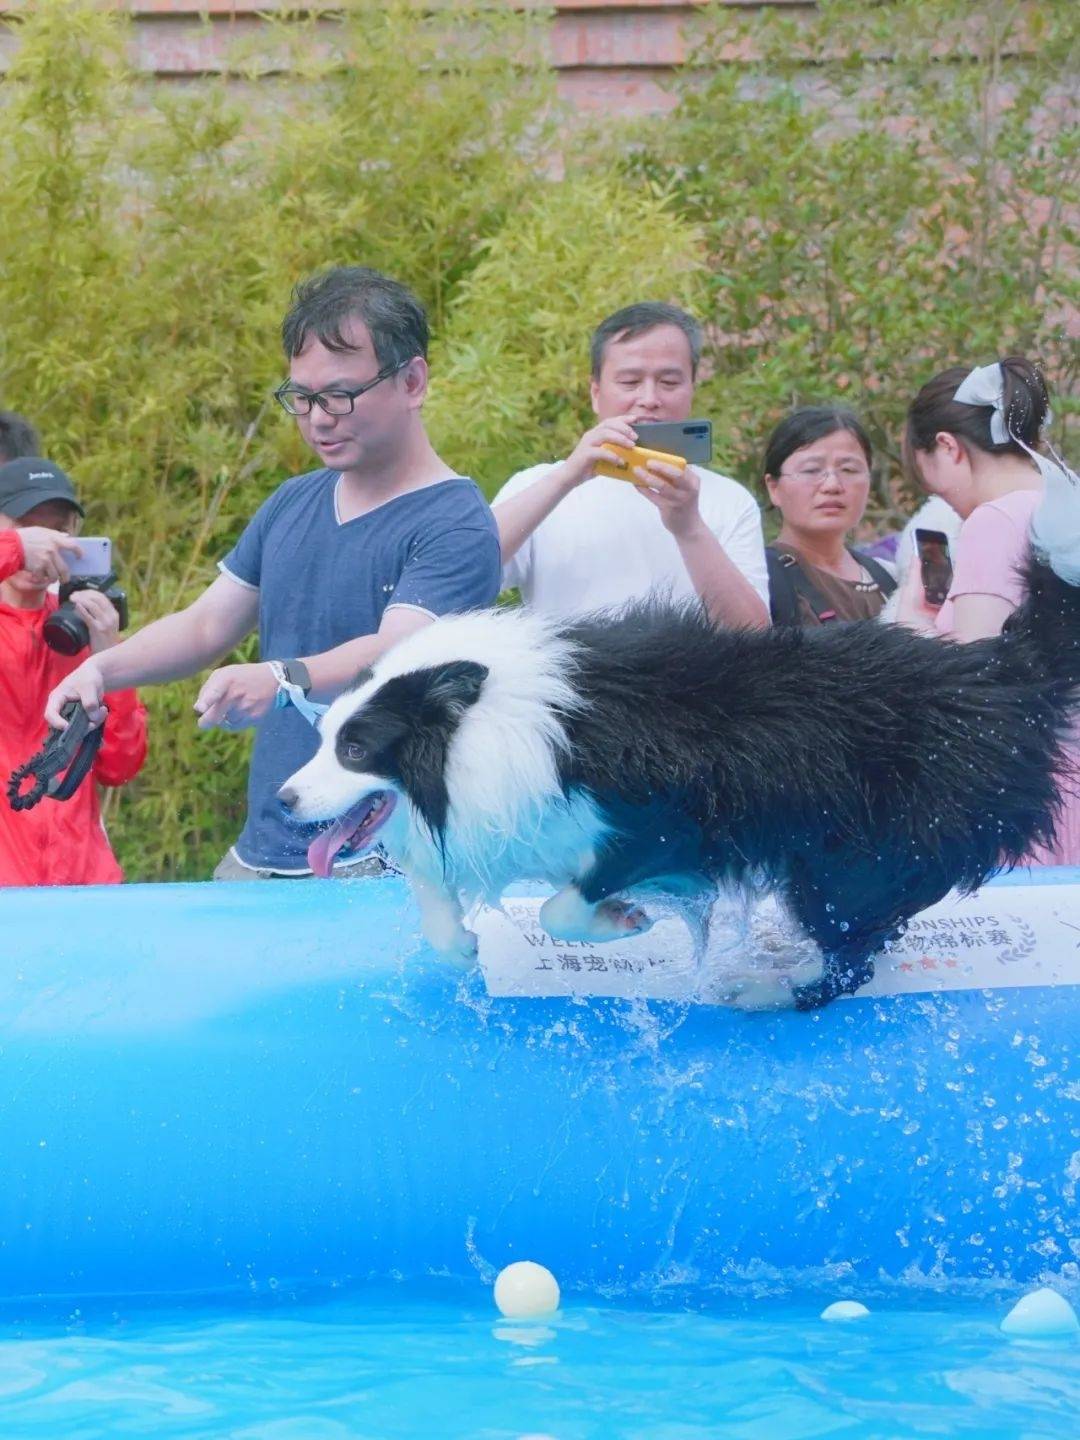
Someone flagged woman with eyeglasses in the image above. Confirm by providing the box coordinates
[762,406,896,626]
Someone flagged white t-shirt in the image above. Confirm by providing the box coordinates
[493,462,769,618]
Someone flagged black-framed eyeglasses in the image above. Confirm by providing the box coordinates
[273,358,411,416]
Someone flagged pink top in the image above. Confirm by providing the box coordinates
[935,487,1079,866]
[935,489,1041,635]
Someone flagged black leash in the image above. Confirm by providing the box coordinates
[7,701,105,811]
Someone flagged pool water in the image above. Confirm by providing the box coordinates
[1,1285,1077,1439]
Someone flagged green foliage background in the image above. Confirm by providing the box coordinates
[0,0,1075,880]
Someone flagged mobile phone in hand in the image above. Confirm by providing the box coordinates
[66,537,112,579]
[914,528,953,607]
[632,420,712,466]
[594,444,688,484]
[594,419,712,484]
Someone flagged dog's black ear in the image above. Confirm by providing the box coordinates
[422,660,489,715]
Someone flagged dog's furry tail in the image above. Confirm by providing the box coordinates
[1031,452,1080,586]
[1010,460,1080,693]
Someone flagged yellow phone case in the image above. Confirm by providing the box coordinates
[595,443,688,485]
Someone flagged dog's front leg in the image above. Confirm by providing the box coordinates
[540,883,653,943]
[408,870,478,961]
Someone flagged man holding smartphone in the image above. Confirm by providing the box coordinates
[0,456,147,886]
[493,302,769,628]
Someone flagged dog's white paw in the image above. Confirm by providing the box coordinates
[451,927,480,963]
[420,902,474,953]
[593,898,653,938]
[541,886,653,943]
[423,918,478,963]
[710,975,798,1012]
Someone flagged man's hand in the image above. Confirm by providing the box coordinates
[193,662,277,731]
[633,459,704,539]
[558,415,640,487]
[17,527,82,585]
[68,588,122,653]
[45,660,108,729]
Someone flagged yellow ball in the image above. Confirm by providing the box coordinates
[493,1261,560,1318]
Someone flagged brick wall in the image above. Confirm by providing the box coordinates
[0,1,812,114]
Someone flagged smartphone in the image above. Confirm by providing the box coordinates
[633,420,712,466]
[594,418,713,483]
[914,528,953,607]
[67,537,112,579]
[595,443,687,484]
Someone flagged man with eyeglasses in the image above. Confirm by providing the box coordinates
[45,266,501,879]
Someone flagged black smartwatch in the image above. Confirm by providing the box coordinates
[269,659,312,696]
[282,659,311,695]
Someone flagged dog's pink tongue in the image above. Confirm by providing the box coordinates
[307,817,355,878]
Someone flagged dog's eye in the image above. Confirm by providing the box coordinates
[344,743,367,764]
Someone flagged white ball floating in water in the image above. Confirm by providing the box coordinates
[494,1261,560,1319]
[1000,1287,1080,1340]
[821,1300,870,1322]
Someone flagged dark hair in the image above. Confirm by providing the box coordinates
[762,406,873,480]
[906,357,1049,462]
[0,411,41,465]
[590,302,703,380]
[281,266,429,367]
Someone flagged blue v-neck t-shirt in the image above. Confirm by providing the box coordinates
[219,468,501,870]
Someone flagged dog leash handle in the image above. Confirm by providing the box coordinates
[6,701,106,812]
[274,684,329,728]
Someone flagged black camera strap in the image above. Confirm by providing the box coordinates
[6,701,105,812]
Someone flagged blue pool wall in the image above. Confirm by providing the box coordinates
[0,872,1077,1303]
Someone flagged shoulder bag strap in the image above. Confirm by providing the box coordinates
[766,546,838,625]
[849,547,898,598]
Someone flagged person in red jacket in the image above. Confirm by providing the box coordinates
[0,457,147,886]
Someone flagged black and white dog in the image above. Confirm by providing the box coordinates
[281,475,1080,1008]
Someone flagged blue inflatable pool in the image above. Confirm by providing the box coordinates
[2,867,1077,1307]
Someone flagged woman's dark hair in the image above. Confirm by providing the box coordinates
[905,357,1049,461]
[762,406,873,480]
[281,266,429,367]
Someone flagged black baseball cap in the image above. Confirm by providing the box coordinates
[0,456,84,519]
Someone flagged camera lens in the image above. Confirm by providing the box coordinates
[42,605,90,656]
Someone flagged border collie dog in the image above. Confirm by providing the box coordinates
[281,477,1080,1008]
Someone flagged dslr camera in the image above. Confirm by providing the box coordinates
[42,537,128,656]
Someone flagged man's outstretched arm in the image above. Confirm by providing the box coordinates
[190,604,432,729]
[44,573,260,727]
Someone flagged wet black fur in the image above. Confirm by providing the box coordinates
[543,549,1080,1006]
[331,552,1078,1008]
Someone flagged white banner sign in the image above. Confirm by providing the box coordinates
[472,881,1080,1005]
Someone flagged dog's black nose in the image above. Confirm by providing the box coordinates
[278,785,298,812]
